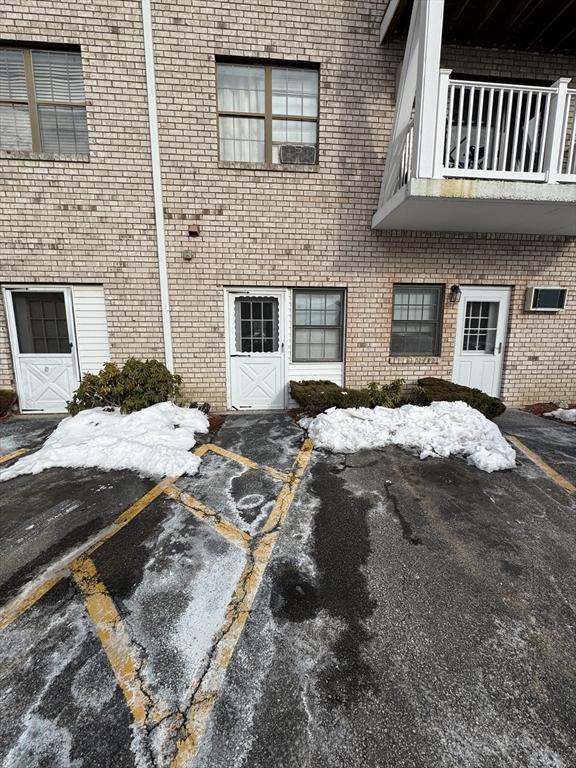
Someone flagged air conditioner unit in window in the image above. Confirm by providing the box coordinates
[524,287,567,312]
[278,144,317,165]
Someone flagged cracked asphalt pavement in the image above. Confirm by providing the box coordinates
[1,409,576,767]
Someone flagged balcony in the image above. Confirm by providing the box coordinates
[372,0,576,235]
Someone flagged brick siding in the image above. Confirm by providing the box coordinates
[1,0,575,409]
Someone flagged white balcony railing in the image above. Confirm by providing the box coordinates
[386,75,576,199]
[560,89,576,180]
[442,79,555,181]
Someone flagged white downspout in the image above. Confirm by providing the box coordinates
[141,0,174,372]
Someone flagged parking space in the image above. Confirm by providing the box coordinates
[1,409,575,767]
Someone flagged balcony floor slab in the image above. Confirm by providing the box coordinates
[372,178,576,235]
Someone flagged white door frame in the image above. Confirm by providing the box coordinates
[2,284,81,412]
[452,285,511,398]
[224,287,288,410]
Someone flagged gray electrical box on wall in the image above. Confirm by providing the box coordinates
[525,287,567,312]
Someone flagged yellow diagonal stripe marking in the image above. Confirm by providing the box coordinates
[508,435,576,495]
[0,475,177,631]
[163,484,251,551]
[0,447,29,464]
[170,438,314,767]
[203,443,290,482]
[70,555,170,726]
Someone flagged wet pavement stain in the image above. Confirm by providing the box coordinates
[269,562,319,623]
[309,460,378,705]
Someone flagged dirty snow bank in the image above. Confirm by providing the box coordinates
[302,401,516,473]
[545,408,576,424]
[0,402,209,482]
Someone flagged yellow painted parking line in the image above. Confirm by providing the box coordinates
[163,484,251,552]
[0,475,178,632]
[203,443,291,483]
[0,447,29,464]
[508,435,576,495]
[70,555,170,726]
[0,574,63,632]
[170,438,314,768]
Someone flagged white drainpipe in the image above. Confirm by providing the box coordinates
[141,0,174,372]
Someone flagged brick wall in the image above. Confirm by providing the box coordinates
[151,0,576,407]
[1,0,575,409]
[0,0,164,389]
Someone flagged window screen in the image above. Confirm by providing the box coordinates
[12,292,71,354]
[234,297,279,353]
[0,47,88,154]
[390,285,443,356]
[293,290,344,362]
[217,61,318,164]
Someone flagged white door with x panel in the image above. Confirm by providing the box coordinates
[227,290,286,409]
[4,286,80,412]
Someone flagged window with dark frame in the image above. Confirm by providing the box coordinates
[293,290,344,362]
[390,285,443,356]
[0,46,88,155]
[216,61,319,164]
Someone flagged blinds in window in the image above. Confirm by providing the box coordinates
[0,49,28,99]
[32,51,88,154]
[32,51,85,102]
[0,49,33,150]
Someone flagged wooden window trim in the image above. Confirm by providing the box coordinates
[216,60,319,165]
[1,46,87,154]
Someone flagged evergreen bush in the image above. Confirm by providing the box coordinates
[418,377,505,420]
[67,358,182,415]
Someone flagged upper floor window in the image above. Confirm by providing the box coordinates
[216,61,319,165]
[0,46,88,155]
[390,285,443,356]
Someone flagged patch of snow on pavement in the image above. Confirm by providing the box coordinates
[0,402,209,482]
[302,401,516,473]
[545,408,576,424]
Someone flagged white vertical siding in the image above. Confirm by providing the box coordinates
[71,285,110,375]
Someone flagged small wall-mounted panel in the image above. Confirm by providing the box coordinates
[524,287,567,312]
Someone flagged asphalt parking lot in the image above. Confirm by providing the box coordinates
[1,409,575,767]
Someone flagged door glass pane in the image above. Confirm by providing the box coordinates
[463,301,499,353]
[12,292,70,354]
[234,297,279,353]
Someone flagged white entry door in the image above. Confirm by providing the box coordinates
[227,290,286,409]
[453,286,510,397]
[4,287,79,412]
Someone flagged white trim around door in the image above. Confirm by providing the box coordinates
[3,284,81,413]
[452,285,511,398]
[225,288,288,410]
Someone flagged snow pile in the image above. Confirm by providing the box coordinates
[0,402,209,482]
[544,408,576,424]
[302,401,516,473]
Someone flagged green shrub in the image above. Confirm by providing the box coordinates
[0,389,17,417]
[67,358,182,416]
[418,377,505,420]
[290,379,405,415]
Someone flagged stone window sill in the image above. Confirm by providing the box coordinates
[0,150,90,162]
[217,161,318,173]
